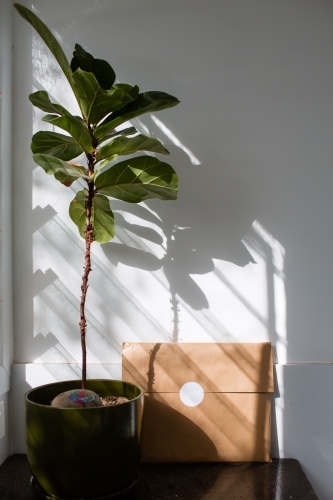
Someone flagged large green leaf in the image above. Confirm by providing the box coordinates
[94,91,180,141]
[42,114,93,154]
[31,131,83,161]
[29,91,71,117]
[96,134,169,164]
[93,194,115,243]
[71,68,139,125]
[14,4,72,82]
[69,189,87,239]
[13,5,94,115]
[95,156,178,203]
[69,190,115,243]
[71,44,115,91]
[54,164,88,187]
[70,69,104,124]
[32,153,89,181]
[107,84,140,112]
[98,126,138,144]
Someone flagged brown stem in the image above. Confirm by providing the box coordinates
[79,153,95,389]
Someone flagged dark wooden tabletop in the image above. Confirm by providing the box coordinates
[0,454,319,500]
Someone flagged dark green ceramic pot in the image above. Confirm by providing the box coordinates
[25,379,144,499]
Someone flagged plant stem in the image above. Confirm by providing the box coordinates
[79,153,95,389]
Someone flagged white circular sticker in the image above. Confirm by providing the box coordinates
[179,382,204,407]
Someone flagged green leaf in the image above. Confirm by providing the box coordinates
[108,84,140,112]
[13,5,93,113]
[29,91,71,117]
[93,194,115,243]
[69,189,87,238]
[98,126,138,144]
[54,163,88,187]
[32,153,89,181]
[94,91,180,141]
[71,44,116,91]
[31,131,83,161]
[95,156,178,203]
[42,114,93,154]
[70,69,103,124]
[71,68,139,125]
[14,4,72,82]
[96,134,169,163]
[69,190,115,243]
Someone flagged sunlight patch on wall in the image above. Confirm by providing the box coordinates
[252,220,287,364]
[150,114,201,165]
[32,31,79,114]
[210,255,268,341]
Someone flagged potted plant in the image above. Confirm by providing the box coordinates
[14,4,179,499]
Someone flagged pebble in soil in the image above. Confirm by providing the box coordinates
[51,389,103,408]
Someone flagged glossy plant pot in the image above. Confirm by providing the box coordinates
[25,379,144,499]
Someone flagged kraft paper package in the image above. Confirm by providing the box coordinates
[122,342,273,462]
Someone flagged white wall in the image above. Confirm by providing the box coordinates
[10,1,333,498]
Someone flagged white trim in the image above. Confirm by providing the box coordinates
[0,366,10,397]
[0,0,14,386]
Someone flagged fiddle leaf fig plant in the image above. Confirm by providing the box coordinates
[14,3,179,388]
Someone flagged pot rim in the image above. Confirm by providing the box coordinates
[25,379,144,409]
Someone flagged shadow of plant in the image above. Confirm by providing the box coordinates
[101,201,256,341]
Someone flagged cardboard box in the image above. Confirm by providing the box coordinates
[122,342,273,462]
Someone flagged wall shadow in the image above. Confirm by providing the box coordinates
[101,199,256,342]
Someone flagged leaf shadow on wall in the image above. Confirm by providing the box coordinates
[101,196,256,342]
